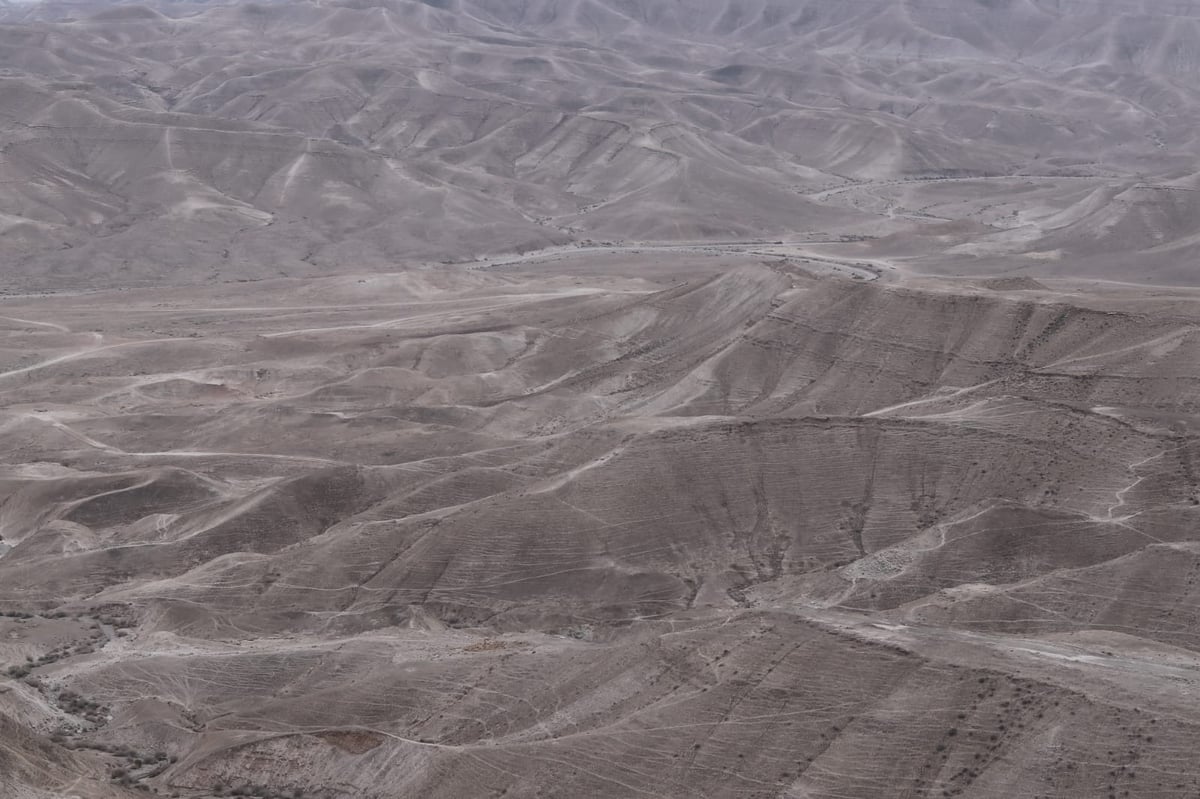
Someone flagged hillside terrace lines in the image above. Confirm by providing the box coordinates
[0,315,71,333]
[796,605,1200,710]
[862,379,1003,418]
[15,411,348,467]
[83,608,1200,777]
[840,497,1174,600]
[803,174,1122,203]
[257,286,628,339]
[1039,325,1197,371]
[470,241,886,281]
[0,334,169,382]
[1,290,644,326]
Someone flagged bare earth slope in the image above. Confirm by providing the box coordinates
[7,255,1200,798]
[6,1,1200,798]
[6,0,1200,287]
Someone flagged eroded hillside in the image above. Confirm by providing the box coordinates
[4,0,1200,286]
[6,0,1200,797]
[3,249,1200,797]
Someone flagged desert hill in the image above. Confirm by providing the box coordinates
[4,0,1200,288]
[5,1,1200,797]
[5,255,1200,796]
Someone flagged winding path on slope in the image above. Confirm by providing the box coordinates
[803,173,1124,203]
[467,240,891,281]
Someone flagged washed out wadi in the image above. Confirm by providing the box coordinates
[4,1,1200,797]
